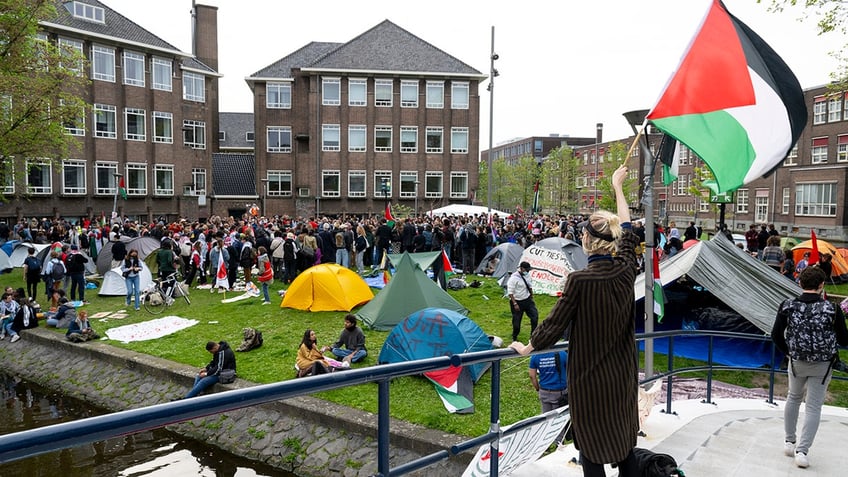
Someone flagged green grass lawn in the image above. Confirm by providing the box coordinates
[4,269,848,437]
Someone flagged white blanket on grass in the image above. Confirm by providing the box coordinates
[105,316,199,343]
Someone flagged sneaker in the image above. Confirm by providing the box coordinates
[262,301,271,305]
[0,333,5,340]
[795,452,809,468]
[10,335,20,343]
[135,307,140,311]
[784,441,795,457]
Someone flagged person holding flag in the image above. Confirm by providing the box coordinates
[209,238,230,295]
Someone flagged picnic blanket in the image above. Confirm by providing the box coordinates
[105,316,199,343]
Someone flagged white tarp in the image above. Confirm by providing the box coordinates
[429,204,511,218]
[8,242,50,268]
[0,251,10,272]
[98,263,154,296]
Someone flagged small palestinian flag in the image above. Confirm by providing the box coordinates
[653,248,666,323]
[425,367,474,414]
[647,0,806,193]
[384,203,396,228]
[442,249,455,277]
[118,176,128,200]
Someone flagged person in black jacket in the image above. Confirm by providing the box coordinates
[65,244,89,303]
[182,341,236,399]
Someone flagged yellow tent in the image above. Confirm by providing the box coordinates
[280,263,374,312]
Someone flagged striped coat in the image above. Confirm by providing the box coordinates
[530,229,639,464]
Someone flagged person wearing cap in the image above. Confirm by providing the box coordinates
[506,261,538,342]
[511,164,639,476]
[65,244,89,303]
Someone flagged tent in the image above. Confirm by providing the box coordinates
[98,263,154,296]
[280,263,373,312]
[8,242,50,268]
[429,204,511,219]
[791,239,848,283]
[0,240,17,257]
[474,242,524,278]
[0,250,10,272]
[517,238,587,296]
[96,236,161,275]
[357,252,469,330]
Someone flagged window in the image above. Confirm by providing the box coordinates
[813,99,826,124]
[151,57,172,91]
[784,144,798,166]
[322,170,340,197]
[451,127,468,154]
[736,188,749,214]
[426,127,443,153]
[183,72,205,102]
[92,45,115,82]
[153,112,173,143]
[62,160,85,195]
[71,1,104,22]
[677,144,690,166]
[795,183,837,216]
[267,170,292,197]
[400,126,417,153]
[782,187,790,214]
[375,79,393,107]
[425,171,442,198]
[828,96,842,122]
[374,171,391,197]
[93,104,116,138]
[95,162,118,194]
[154,165,174,196]
[322,77,340,106]
[58,38,84,74]
[401,80,418,107]
[322,124,340,151]
[124,108,145,141]
[676,174,688,196]
[192,168,206,194]
[348,170,366,197]
[123,51,145,87]
[450,172,468,199]
[0,162,13,195]
[349,78,367,106]
[246,132,255,142]
[375,126,392,152]
[451,81,469,109]
[754,191,768,223]
[125,163,146,196]
[183,120,206,149]
[267,82,291,109]
[811,137,828,164]
[26,159,51,194]
[400,171,418,198]
[61,100,85,136]
[218,131,226,142]
[349,125,366,152]
[267,127,292,153]
[426,81,444,108]
[699,197,710,213]
[838,135,848,162]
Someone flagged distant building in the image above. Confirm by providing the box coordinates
[480,135,595,166]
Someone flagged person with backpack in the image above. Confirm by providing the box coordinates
[23,247,41,300]
[44,251,66,301]
[772,266,848,468]
[239,237,256,283]
[65,244,89,303]
[282,232,299,283]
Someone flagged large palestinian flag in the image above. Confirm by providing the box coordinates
[647,0,807,193]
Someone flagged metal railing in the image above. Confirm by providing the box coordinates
[0,329,840,476]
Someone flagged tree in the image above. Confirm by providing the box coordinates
[539,146,580,214]
[0,0,88,201]
[596,142,637,212]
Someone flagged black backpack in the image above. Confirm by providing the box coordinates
[50,260,66,281]
[24,256,41,276]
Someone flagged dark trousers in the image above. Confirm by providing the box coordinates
[511,297,538,341]
[69,272,86,301]
[284,258,297,283]
[26,274,39,300]
[581,450,637,477]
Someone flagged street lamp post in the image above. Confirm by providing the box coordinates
[487,26,498,217]
[593,123,603,212]
[260,178,269,217]
[111,172,123,225]
[414,180,420,218]
[623,109,654,378]
[380,177,389,209]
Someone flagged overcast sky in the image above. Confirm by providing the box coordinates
[101,0,842,145]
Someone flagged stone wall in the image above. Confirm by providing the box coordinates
[0,328,472,476]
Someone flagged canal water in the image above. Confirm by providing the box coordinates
[0,374,295,476]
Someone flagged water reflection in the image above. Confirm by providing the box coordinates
[0,374,293,476]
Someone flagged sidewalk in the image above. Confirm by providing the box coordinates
[513,398,848,476]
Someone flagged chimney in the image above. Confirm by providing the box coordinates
[192,2,218,71]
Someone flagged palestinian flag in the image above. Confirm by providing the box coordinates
[380,250,391,284]
[215,249,229,290]
[656,134,681,186]
[118,176,128,199]
[653,248,666,323]
[384,203,396,228]
[646,0,807,194]
[442,249,455,277]
[425,366,474,414]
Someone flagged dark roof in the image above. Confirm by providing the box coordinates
[248,20,482,79]
[212,154,256,197]
[47,0,182,54]
[181,57,216,74]
[219,112,255,150]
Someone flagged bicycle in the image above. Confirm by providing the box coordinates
[142,272,190,314]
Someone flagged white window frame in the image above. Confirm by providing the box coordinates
[375,79,393,107]
[246,132,255,142]
[154,164,174,196]
[837,136,848,162]
[322,77,340,106]
[795,183,837,217]
[348,170,366,198]
[266,82,292,109]
[426,81,444,108]
[192,168,206,194]
[754,194,768,223]
[784,145,798,166]
[62,159,86,195]
[93,104,116,139]
[125,163,147,196]
[399,171,418,198]
[782,187,790,215]
[123,51,145,87]
[183,120,206,149]
[26,159,52,195]
[400,80,418,108]
[374,171,392,198]
[124,108,146,141]
[348,125,366,152]
[828,97,842,122]
[1,162,13,195]
[267,126,292,153]
[151,57,172,91]
[267,170,293,197]
[813,99,826,124]
[72,1,104,22]
[375,126,392,153]
[61,100,85,136]
[58,38,84,75]
[91,45,115,82]
[736,188,749,214]
[322,170,341,197]
[451,127,469,154]
[811,142,828,164]
[425,171,443,198]
[95,162,118,195]
[400,126,418,153]
[322,124,340,152]
[183,72,205,102]
[153,111,173,143]
[348,78,367,106]
[449,171,468,199]
[426,127,443,153]
[451,81,469,109]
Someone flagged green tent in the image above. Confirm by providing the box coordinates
[358,252,469,330]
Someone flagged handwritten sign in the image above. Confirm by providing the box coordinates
[519,245,578,296]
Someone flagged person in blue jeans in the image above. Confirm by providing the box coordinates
[122,249,143,310]
[327,314,367,364]
[182,341,236,399]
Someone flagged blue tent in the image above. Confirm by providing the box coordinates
[378,307,492,382]
[0,240,19,257]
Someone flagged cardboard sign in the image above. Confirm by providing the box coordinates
[519,245,578,296]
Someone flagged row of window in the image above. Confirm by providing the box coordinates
[812,95,848,125]
[264,125,469,154]
[729,184,837,217]
[2,161,206,197]
[80,105,206,148]
[316,78,469,109]
[312,170,468,199]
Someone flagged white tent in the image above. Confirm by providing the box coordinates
[8,242,50,268]
[0,251,11,272]
[98,263,154,296]
[429,204,511,219]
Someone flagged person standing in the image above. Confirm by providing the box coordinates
[510,164,639,477]
[65,245,88,303]
[506,261,538,342]
[182,341,236,399]
[529,350,568,413]
[772,266,848,468]
[156,240,178,302]
[327,314,367,364]
[22,247,41,300]
[256,246,273,304]
[122,248,142,310]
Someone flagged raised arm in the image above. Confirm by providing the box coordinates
[612,164,630,224]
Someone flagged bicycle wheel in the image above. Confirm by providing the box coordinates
[144,289,167,314]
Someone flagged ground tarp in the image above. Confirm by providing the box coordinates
[280,263,373,312]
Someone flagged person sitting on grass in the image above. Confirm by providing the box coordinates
[66,310,99,343]
[46,297,76,328]
[0,292,20,340]
[327,314,367,364]
[296,329,332,377]
[7,296,38,343]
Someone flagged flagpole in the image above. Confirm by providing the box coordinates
[111,172,123,225]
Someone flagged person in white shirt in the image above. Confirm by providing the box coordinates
[506,261,538,342]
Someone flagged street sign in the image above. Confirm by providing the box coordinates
[710,192,734,203]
